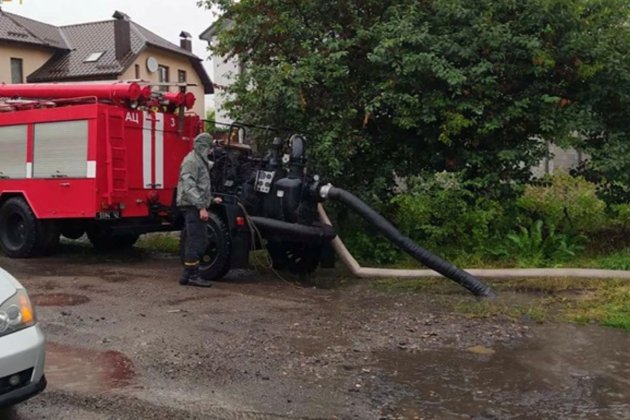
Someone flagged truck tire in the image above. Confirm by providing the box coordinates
[87,228,139,251]
[0,197,55,258]
[180,213,232,281]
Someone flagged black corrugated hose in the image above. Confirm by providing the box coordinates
[250,216,336,240]
[325,186,496,298]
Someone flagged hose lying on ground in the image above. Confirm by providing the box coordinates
[317,205,630,283]
[320,187,496,298]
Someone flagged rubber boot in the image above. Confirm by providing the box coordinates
[179,266,194,285]
[187,266,212,288]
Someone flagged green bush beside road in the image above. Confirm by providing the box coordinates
[339,172,630,271]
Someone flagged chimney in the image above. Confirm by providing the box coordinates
[113,11,131,61]
[180,31,192,52]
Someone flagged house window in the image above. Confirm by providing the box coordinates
[178,70,187,83]
[158,65,169,92]
[135,64,140,79]
[10,58,23,84]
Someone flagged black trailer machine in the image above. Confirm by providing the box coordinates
[185,123,495,297]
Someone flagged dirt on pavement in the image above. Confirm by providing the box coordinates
[1,245,629,419]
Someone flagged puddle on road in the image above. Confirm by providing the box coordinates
[46,343,135,393]
[31,293,90,307]
[376,324,630,418]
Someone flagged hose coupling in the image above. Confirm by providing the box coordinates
[319,183,333,200]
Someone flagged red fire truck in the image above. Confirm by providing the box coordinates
[0,82,201,257]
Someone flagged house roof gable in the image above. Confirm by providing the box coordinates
[29,20,142,82]
[0,8,69,49]
[199,18,232,41]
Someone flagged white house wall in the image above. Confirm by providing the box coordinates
[212,53,240,126]
[532,143,586,178]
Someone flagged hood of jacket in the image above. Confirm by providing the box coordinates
[193,133,213,160]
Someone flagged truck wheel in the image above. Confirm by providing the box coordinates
[180,213,231,281]
[0,197,51,258]
[87,228,139,251]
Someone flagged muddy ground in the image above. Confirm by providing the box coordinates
[1,245,629,419]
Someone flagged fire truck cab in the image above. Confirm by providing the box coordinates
[0,82,201,257]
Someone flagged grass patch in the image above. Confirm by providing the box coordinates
[564,281,630,330]
[592,248,630,270]
[376,246,630,271]
[492,277,599,294]
[454,299,551,323]
[557,247,630,270]
[370,277,466,295]
[369,276,630,331]
[136,233,180,254]
[370,276,597,296]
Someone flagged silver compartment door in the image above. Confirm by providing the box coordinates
[33,120,89,178]
[0,125,28,179]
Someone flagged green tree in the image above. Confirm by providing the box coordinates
[199,0,630,199]
[205,109,216,132]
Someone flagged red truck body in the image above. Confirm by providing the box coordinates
[0,82,201,256]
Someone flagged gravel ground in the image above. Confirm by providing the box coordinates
[1,246,628,419]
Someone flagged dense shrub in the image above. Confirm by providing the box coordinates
[517,172,606,233]
[491,220,585,267]
[610,204,630,230]
[342,230,402,265]
[390,172,503,260]
[571,161,630,205]
[337,172,505,265]
[339,171,625,267]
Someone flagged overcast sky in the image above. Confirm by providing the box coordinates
[1,0,219,107]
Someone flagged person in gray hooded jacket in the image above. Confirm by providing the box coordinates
[176,133,222,287]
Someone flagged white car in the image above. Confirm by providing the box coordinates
[0,267,46,408]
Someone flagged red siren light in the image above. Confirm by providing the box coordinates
[164,92,185,106]
[140,86,153,101]
[184,92,196,110]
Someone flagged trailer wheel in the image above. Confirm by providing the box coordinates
[180,213,231,281]
[267,241,320,274]
[0,197,50,258]
[87,228,139,251]
[266,241,289,270]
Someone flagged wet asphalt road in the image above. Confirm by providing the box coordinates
[1,246,629,419]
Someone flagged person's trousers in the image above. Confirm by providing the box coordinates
[181,207,208,264]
